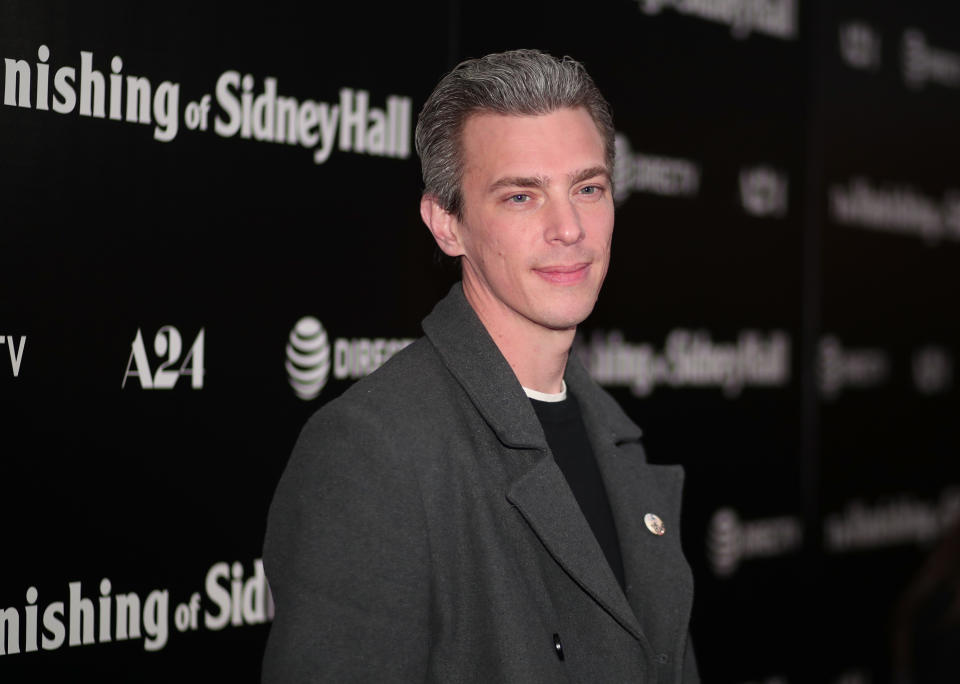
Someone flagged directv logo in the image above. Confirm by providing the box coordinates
[707,508,741,577]
[706,507,802,577]
[286,317,331,400]
[612,133,700,205]
[285,317,414,400]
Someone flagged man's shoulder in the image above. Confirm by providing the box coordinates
[329,334,454,412]
[298,335,461,449]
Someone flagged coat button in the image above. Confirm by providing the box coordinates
[644,513,666,536]
[553,633,564,661]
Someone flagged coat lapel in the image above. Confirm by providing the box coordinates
[595,450,692,647]
[568,357,694,653]
[506,455,645,640]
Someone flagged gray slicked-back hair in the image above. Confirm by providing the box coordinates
[415,49,615,219]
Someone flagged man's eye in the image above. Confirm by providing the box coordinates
[508,194,530,203]
[580,185,602,195]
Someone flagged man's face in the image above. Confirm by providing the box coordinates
[453,107,614,335]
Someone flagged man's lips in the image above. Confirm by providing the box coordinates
[533,263,590,284]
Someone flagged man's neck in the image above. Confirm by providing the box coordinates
[462,281,574,395]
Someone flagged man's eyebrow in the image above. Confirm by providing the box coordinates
[569,166,610,185]
[488,175,549,193]
[487,167,609,193]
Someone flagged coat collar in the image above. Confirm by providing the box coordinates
[421,283,545,449]
[421,283,641,448]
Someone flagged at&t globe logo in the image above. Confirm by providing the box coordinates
[286,317,330,400]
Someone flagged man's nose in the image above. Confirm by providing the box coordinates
[543,198,585,245]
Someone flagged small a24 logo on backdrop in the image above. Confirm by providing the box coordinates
[122,326,205,389]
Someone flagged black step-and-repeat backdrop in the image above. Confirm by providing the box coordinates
[2,2,958,682]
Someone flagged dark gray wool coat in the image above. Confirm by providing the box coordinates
[262,284,699,683]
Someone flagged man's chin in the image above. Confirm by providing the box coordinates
[536,305,597,333]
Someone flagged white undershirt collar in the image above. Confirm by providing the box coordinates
[522,380,567,403]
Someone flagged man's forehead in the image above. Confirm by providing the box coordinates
[459,107,608,179]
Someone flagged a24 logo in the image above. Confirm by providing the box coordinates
[122,326,205,389]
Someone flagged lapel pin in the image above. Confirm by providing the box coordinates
[644,513,666,536]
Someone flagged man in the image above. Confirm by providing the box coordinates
[262,49,698,682]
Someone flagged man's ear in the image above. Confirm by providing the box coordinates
[420,194,465,257]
